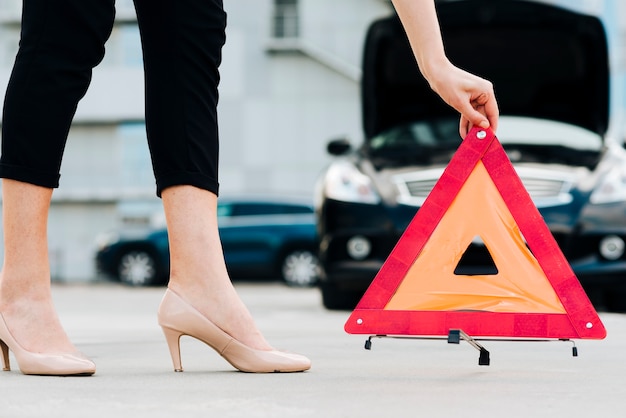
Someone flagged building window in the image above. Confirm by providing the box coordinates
[118,122,154,191]
[273,0,299,39]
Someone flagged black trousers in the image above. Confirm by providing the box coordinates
[1,0,226,196]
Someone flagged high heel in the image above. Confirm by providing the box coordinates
[157,289,311,373]
[1,339,9,371]
[0,313,95,376]
[161,326,184,372]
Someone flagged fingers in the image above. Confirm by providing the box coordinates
[459,89,498,138]
[459,116,470,138]
[482,92,499,133]
[457,100,489,138]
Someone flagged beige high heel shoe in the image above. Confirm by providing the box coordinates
[158,289,311,373]
[0,313,95,376]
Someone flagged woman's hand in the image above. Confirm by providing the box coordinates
[426,62,498,138]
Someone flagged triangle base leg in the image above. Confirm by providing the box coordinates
[448,329,490,366]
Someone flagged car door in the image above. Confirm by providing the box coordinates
[218,202,285,276]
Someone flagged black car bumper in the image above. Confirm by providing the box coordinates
[318,200,413,291]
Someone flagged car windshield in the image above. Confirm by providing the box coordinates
[365,116,603,169]
[366,118,460,166]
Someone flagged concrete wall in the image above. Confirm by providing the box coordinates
[0,0,623,281]
[0,0,392,281]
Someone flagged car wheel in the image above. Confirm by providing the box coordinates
[118,250,160,287]
[281,250,320,287]
[320,282,362,310]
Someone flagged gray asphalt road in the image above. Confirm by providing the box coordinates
[1,281,625,418]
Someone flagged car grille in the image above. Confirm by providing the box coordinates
[395,168,574,208]
[405,178,439,198]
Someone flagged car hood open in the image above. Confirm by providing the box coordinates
[362,0,609,140]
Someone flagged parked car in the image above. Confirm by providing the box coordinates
[95,196,320,287]
[315,0,626,311]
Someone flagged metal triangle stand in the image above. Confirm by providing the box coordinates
[364,329,578,366]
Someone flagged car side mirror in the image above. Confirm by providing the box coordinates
[327,138,352,156]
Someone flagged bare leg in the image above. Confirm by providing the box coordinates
[162,185,272,351]
[0,179,77,353]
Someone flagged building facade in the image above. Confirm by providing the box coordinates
[0,0,624,281]
[0,0,392,280]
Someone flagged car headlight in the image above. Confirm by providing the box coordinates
[590,164,626,204]
[322,161,380,204]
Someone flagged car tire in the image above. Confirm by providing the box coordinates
[281,250,320,287]
[320,282,362,310]
[118,250,161,287]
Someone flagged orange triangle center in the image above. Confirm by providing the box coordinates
[385,161,565,313]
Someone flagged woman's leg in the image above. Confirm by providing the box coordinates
[134,0,285,354]
[134,0,223,196]
[0,180,75,353]
[0,0,115,356]
[0,0,116,186]
[162,186,271,351]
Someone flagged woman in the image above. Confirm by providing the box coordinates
[0,0,497,375]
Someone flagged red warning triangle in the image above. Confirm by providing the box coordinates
[345,127,606,340]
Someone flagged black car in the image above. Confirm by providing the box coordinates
[315,0,626,311]
[96,196,320,287]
